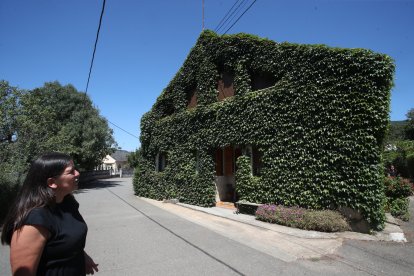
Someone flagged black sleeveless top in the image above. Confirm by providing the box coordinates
[24,195,88,275]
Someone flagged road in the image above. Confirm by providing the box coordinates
[1,177,414,275]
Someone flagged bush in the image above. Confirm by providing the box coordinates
[303,210,351,232]
[407,154,414,179]
[255,204,350,232]
[0,179,20,224]
[384,176,413,199]
[383,176,412,221]
[384,140,414,178]
[0,161,24,224]
[390,198,410,221]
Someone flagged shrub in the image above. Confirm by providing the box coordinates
[255,204,306,228]
[384,176,413,199]
[385,140,414,178]
[303,210,350,232]
[383,176,412,221]
[0,161,24,224]
[0,179,20,224]
[390,198,410,221]
[407,154,414,179]
[255,204,350,232]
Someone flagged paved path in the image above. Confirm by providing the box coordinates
[1,178,414,275]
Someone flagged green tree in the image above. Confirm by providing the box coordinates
[383,108,414,179]
[385,121,407,144]
[2,80,118,222]
[17,82,117,170]
[0,80,19,144]
[404,108,414,140]
[0,81,26,181]
[1,80,117,171]
[1,81,25,222]
[127,148,141,168]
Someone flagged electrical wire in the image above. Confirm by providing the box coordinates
[223,0,258,34]
[106,0,258,140]
[214,0,243,32]
[85,0,106,95]
[107,120,140,139]
[83,0,139,141]
[217,0,249,33]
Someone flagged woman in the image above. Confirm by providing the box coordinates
[1,152,99,275]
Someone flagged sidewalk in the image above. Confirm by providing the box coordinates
[141,197,408,243]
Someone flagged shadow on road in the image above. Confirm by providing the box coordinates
[75,179,123,193]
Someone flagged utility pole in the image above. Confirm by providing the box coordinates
[202,0,205,30]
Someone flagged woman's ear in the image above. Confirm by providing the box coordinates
[47,178,58,189]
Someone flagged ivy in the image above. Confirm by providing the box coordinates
[134,30,395,229]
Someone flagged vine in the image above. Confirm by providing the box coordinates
[134,30,394,229]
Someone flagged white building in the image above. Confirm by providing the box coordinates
[101,150,130,175]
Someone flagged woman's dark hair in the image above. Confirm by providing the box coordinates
[1,152,72,245]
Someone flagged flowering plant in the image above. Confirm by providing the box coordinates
[255,204,350,232]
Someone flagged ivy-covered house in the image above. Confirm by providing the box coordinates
[134,30,394,229]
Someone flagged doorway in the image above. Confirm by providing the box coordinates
[214,146,242,202]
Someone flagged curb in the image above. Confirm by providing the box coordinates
[155,198,408,243]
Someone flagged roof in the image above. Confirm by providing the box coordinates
[110,150,130,162]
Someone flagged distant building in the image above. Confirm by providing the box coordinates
[101,150,130,175]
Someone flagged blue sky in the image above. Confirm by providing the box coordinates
[1,0,413,152]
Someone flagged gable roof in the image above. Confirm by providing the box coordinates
[110,150,130,162]
[149,30,393,123]
[103,155,116,164]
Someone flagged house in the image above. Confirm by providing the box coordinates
[135,30,394,228]
[101,150,130,175]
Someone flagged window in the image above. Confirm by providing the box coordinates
[251,146,262,176]
[251,72,276,91]
[156,152,168,172]
[217,72,234,101]
[154,97,174,117]
[245,145,262,176]
[187,87,197,108]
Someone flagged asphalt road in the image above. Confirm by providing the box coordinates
[1,178,414,275]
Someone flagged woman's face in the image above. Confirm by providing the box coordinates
[54,160,80,196]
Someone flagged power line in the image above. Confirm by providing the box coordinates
[106,0,257,141]
[107,120,140,139]
[223,0,258,35]
[214,0,243,32]
[85,0,106,94]
[217,0,249,33]
[83,0,139,141]
[218,0,249,34]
